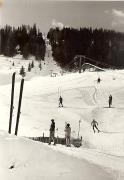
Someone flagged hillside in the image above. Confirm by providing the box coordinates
[0,55,124,179]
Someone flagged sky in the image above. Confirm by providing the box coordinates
[0,0,124,33]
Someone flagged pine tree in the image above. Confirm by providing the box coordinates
[12,62,14,66]
[39,62,42,71]
[28,63,31,72]
[31,61,34,68]
[19,66,26,77]
[23,43,30,59]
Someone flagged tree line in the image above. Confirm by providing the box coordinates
[47,27,124,69]
[1,24,124,69]
[0,24,46,60]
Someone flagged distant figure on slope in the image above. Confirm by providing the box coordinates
[97,77,101,84]
[91,119,100,133]
[59,96,63,107]
[109,94,112,108]
[48,119,56,145]
[65,123,71,147]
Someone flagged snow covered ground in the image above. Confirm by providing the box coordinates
[0,131,116,180]
[0,55,124,179]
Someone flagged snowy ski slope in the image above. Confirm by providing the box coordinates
[0,56,124,179]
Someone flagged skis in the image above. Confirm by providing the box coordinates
[8,72,15,134]
[15,78,24,135]
[8,73,24,135]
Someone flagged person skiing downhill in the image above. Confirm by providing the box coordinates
[65,123,71,147]
[48,119,56,145]
[91,119,100,133]
[59,96,63,107]
[97,77,101,84]
[109,95,112,108]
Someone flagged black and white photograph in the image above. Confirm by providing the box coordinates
[0,0,124,179]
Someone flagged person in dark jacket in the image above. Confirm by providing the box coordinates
[49,119,56,145]
[59,96,63,107]
[91,119,100,133]
[109,95,112,108]
[97,77,101,84]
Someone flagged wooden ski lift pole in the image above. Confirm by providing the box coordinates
[8,72,15,134]
[78,120,81,139]
[79,56,82,73]
[77,55,85,73]
[15,78,24,136]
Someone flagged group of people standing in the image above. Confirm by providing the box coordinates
[48,118,101,147]
[48,119,71,147]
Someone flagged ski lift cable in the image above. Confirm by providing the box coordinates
[94,82,103,107]
[88,86,96,105]
[58,87,62,97]
[95,84,110,107]
[99,84,109,97]
[58,87,60,98]
[96,85,105,101]
[94,74,109,98]
[90,86,97,105]
[101,86,109,101]
[92,86,97,104]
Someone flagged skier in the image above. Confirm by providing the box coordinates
[97,77,101,84]
[109,94,112,108]
[65,123,71,147]
[48,119,56,145]
[91,119,100,133]
[59,96,63,107]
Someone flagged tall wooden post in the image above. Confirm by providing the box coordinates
[78,120,81,139]
[8,72,15,134]
[0,30,1,54]
[15,78,24,136]
[83,56,85,64]
[79,56,82,73]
